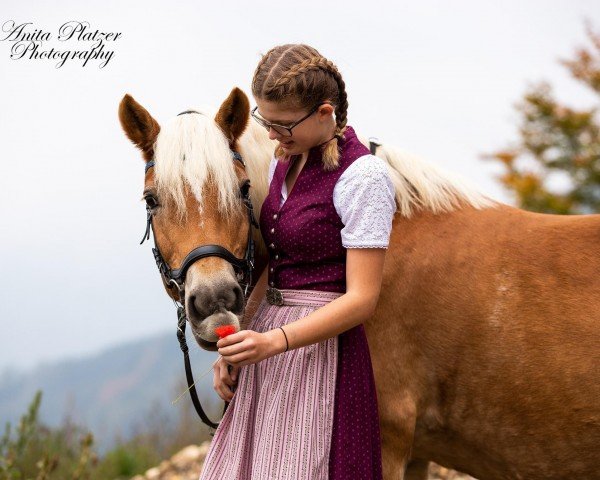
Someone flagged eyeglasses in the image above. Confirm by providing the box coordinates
[251,103,327,137]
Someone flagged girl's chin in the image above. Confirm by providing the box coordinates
[280,141,295,151]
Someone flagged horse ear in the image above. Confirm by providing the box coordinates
[118,94,160,162]
[215,87,250,143]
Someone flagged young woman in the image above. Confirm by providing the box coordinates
[200,44,396,480]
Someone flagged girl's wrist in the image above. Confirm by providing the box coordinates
[265,328,289,355]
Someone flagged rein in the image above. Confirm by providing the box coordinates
[139,110,259,430]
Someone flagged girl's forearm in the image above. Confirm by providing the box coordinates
[268,290,378,352]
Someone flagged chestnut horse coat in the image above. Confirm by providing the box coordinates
[371,201,599,479]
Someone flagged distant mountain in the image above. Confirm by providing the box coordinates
[0,329,224,454]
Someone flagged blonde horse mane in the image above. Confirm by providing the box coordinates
[153,107,495,231]
[362,138,498,217]
[243,128,498,219]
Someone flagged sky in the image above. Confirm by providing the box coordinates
[1,0,599,373]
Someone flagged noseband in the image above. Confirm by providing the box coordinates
[139,110,258,430]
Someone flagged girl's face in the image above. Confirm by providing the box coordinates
[253,98,336,156]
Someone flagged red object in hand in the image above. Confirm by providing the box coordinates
[215,325,236,339]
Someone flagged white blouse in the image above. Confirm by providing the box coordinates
[267,154,396,248]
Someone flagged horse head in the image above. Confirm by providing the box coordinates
[119,88,271,351]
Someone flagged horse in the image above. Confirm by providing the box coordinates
[118,88,600,480]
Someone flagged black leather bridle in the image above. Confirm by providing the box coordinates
[139,110,259,430]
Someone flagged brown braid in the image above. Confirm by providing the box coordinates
[251,46,279,93]
[252,44,349,169]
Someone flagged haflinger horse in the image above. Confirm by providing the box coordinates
[118,88,600,480]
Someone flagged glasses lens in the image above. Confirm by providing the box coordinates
[273,126,292,137]
[251,111,269,129]
[251,108,293,136]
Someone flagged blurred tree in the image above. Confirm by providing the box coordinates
[484,21,600,214]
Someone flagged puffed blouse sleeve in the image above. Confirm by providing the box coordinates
[333,154,397,248]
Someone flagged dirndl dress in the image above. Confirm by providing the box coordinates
[198,288,383,480]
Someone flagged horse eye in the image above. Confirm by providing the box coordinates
[144,195,159,209]
[240,181,251,197]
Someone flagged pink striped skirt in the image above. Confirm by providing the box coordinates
[199,288,382,480]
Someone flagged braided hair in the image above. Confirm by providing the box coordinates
[251,44,349,170]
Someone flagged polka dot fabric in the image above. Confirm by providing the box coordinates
[329,323,382,480]
[260,126,378,293]
[267,154,397,249]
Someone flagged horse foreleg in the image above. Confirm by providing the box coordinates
[380,393,418,479]
[404,459,429,480]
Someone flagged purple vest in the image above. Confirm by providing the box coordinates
[259,126,370,293]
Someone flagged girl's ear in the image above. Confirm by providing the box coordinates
[215,87,250,143]
[317,103,336,120]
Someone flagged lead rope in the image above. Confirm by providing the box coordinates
[175,301,226,431]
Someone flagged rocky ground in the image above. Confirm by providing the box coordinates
[130,441,476,479]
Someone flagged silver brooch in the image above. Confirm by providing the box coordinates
[266,287,284,306]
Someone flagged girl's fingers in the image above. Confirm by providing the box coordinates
[219,338,252,357]
[213,365,234,401]
[221,350,252,366]
[220,383,234,401]
[220,368,236,387]
[211,355,241,401]
[216,385,233,402]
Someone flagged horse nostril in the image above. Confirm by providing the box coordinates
[216,282,244,314]
[187,294,203,320]
[230,283,244,314]
[187,294,220,321]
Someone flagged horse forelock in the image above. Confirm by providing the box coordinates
[153,110,241,222]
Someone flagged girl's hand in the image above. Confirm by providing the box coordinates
[217,329,286,368]
[213,356,239,402]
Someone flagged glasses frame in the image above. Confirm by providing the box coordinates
[251,103,329,137]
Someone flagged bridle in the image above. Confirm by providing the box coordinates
[139,110,259,430]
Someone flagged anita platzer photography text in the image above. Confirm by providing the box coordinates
[0,20,121,68]
[1,1,599,479]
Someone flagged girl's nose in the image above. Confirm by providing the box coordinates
[268,127,282,141]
